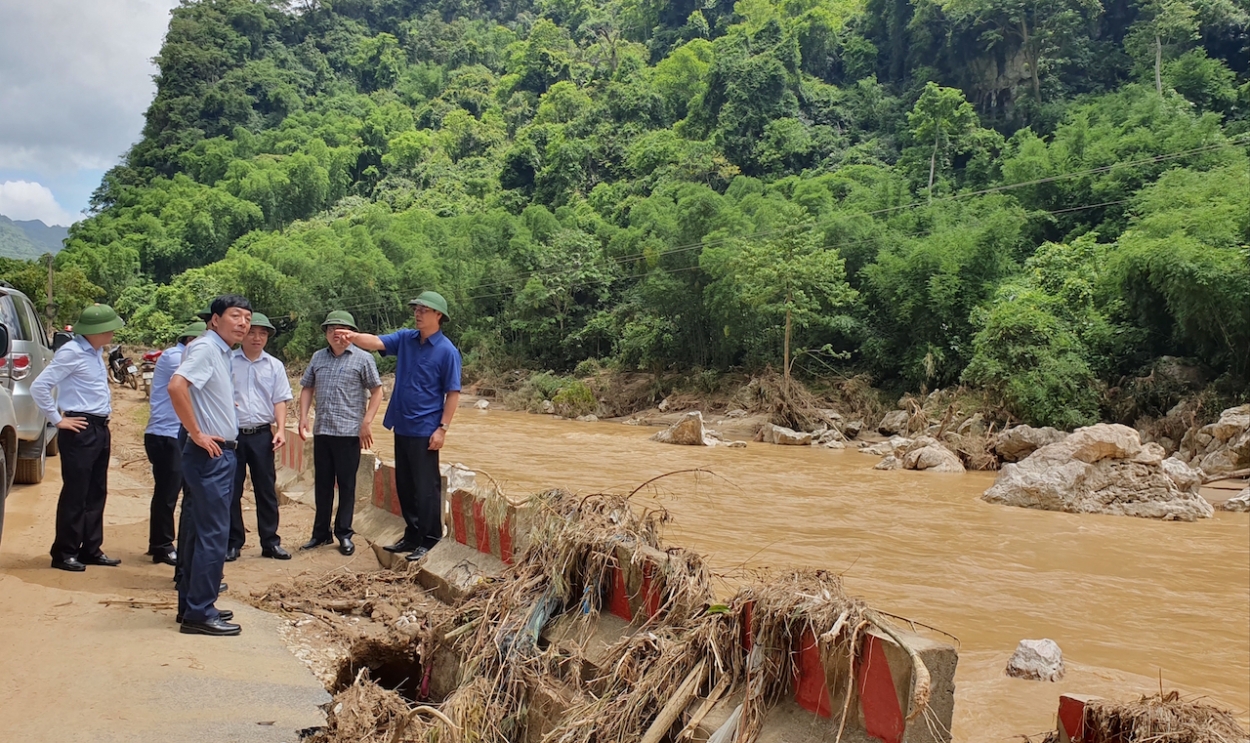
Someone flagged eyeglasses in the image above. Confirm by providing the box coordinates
[412,306,431,314]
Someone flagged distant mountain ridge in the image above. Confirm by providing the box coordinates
[0,214,68,260]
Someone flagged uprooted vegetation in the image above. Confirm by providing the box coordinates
[268,489,943,743]
[1038,691,1249,743]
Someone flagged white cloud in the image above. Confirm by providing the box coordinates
[0,181,78,226]
[0,0,180,172]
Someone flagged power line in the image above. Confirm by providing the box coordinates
[295,135,1250,319]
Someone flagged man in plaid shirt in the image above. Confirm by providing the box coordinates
[298,310,383,556]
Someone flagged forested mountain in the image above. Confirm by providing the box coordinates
[37,0,1250,426]
[0,215,67,259]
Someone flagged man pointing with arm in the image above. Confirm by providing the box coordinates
[337,291,461,562]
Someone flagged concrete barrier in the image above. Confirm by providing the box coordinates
[1054,694,1101,743]
[274,428,959,741]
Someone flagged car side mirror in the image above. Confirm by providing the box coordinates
[52,331,73,351]
[0,323,9,357]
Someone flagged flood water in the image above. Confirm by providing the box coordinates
[373,408,1250,740]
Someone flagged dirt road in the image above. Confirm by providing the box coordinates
[0,386,361,742]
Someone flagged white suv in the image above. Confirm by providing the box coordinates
[0,322,20,545]
[0,283,57,483]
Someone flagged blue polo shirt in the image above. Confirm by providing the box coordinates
[379,329,462,437]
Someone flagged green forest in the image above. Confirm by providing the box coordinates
[9,0,1250,428]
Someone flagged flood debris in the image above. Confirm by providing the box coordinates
[1041,691,1249,743]
[272,487,946,743]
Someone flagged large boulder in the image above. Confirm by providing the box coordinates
[860,436,912,457]
[902,442,966,473]
[1005,639,1064,682]
[760,424,813,446]
[651,411,716,446]
[1220,487,1250,513]
[878,410,910,436]
[1177,405,1250,476]
[995,425,1067,463]
[1159,456,1202,492]
[983,424,1215,521]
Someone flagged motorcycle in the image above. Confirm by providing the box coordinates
[140,349,162,397]
[108,345,139,390]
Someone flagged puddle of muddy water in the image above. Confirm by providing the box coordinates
[369,407,1249,739]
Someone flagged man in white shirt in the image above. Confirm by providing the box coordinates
[30,304,125,572]
[227,312,293,561]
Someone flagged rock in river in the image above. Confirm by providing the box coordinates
[983,424,1214,521]
[1221,487,1250,513]
[760,424,812,446]
[877,410,910,436]
[651,411,717,446]
[994,425,1068,463]
[1005,639,1064,682]
[1177,404,1250,476]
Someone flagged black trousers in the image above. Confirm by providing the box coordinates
[394,434,442,549]
[230,429,281,551]
[144,433,182,555]
[312,435,360,540]
[51,415,110,562]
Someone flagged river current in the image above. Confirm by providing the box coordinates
[373,408,1250,740]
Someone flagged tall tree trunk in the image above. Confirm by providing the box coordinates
[783,298,792,391]
[1155,34,1163,95]
[1022,20,1041,102]
[928,134,938,202]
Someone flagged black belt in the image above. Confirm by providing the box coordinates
[238,426,272,435]
[219,440,239,450]
[65,411,109,425]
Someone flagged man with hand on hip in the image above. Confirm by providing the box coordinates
[299,310,382,557]
[30,304,126,572]
[227,312,293,562]
[144,320,204,568]
[338,291,461,563]
[168,295,252,636]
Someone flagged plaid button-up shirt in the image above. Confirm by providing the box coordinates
[299,345,382,437]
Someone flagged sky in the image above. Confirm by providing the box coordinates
[0,0,179,226]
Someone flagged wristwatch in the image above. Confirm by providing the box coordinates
[439,423,449,431]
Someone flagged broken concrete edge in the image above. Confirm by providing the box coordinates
[274,426,959,742]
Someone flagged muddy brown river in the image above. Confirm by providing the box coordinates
[373,408,1249,740]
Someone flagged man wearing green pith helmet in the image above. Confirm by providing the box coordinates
[337,291,462,563]
[30,304,127,572]
[298,310,383,556]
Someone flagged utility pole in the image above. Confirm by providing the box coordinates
[43,253,57,335]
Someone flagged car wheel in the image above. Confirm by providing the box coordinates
[15,432,46,484]
[46,428,59,457]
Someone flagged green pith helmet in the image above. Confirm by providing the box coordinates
[178,320,207,342]
[320,310,358,330]
[250,312,276,335]
[408,290,449,319]
[195,305,212,321]
[75,304,125,336]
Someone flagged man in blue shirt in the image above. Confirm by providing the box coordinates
[144,320,204,567]
[338,291,461,562]
[30,304,126,572]
[169,295,252,637]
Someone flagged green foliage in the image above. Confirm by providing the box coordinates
[53,0,1250,423]
[552,379,598,416]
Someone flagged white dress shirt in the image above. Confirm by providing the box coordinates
[231,349,293,428]
[30,336,111,425]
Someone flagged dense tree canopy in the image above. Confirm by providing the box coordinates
[29,0,1250,426]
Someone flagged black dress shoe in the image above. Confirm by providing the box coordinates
[300,537,332,550]
[51,557,86,572]
[180,617,242,636]
[405,546,430,562]
[224,547,241,562]
[80,553,121,566]
[220,582,228,593]
[338,537,355,556]
[152,550,178,566]
[176,609,233,623]
[262,545,292,560]
[383,539,419,554]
